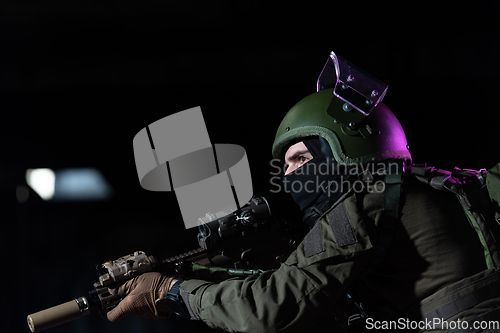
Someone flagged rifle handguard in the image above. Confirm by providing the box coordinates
[192,262,265,277]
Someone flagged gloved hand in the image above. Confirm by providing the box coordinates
[106,272,177,322]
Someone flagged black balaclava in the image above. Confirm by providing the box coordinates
[283,136,353,228]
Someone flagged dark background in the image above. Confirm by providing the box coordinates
[2,2,499,333]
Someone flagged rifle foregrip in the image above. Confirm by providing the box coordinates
[27,297,90,332]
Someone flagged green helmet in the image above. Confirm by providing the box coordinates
[272,88,411,166]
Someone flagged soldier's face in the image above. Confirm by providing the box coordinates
[284,141,314,176]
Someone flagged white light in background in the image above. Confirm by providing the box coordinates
[54,168,112,200]
[26,168,56,200]
[25,168,113,201]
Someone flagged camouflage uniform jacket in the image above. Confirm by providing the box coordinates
[178,175,494,332]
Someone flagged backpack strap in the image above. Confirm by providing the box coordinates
[342,160,406,327]
[360,159,405,275]
[384,159,405,221]
[486,163,500,225]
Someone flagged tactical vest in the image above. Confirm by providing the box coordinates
[405,163,500,331]
[347,162,500,332]
[396,163,500,332]
[411,163,500,269]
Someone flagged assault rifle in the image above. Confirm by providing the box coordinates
[27,197,306,332]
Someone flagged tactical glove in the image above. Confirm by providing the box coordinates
[106,272,175,322]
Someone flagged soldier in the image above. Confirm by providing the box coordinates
[106,67,500,332]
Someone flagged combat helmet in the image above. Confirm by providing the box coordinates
[272,52,411,166]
